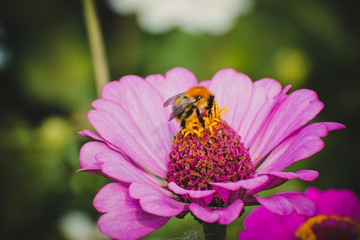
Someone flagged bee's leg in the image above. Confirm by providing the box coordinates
[206,95,215,118]
[180,119,186,129]
[208,108,213,118]
[196,108,205,128]
[181,107,195,128]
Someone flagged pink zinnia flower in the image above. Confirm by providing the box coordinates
[78,67,344,239]
[239,187,360,240]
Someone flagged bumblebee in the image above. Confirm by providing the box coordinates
[163,86,215,129]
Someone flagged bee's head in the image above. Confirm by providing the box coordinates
[195,95,202,101]
[187,86,212,101]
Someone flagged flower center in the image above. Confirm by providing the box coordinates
[166,103,254,206]
[295,214,360,240]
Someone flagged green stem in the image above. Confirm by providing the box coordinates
[202,222,227,240]
[82,0,110,97]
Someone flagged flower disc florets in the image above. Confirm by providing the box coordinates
[296,214,360,240]
[167,105,254,206]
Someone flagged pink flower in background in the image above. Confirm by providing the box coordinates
[78,67,344,239]
[239,187,360,240]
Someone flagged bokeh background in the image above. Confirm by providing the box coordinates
[1,0,359,239]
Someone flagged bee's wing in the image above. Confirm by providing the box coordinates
[168,110,181,121]
[168,98,197,121]
[163,93,185,107]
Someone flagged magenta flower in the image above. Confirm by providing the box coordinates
[78,67,344,239]
[239,187,360,240]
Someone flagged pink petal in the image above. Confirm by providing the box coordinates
[303,187,323,206]
[129,182,177,200]
[279,192,318,217]
[189,203,219,223]
[94,183,170,240]
[146,67,198,135]
[210,175,269,191]
[96,151,163,186]
[189,199,244,224]
[262,170,319,181]
[217,199,244,224]
[146,67,198,100]
[255,192,317,217]
[214,187,231,204]
[249,89,324,165]
[78,130,105,141]
[104,75,171,162]
[306,188,360,222]
[255,195,294,216]
[322,122,346,131]
[238,78,283,148]
[199,80,211,88]
[209,176,269,203]
[129,182,187,217]
[239,205,306,240]
[249,170,318,194]
[168,182,216,198]
[168,182,215,205]
[100,76,142,104]
[78,141,107,170]
[208,69,253,131]
[257,122,345,173]
[88,99,168,178]
[79,130,123,154]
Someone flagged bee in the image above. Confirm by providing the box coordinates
[163,86,215,129]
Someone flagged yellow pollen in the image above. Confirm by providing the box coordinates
[217,107,228,118]
[213,102,228,118]
[181,103,228,138]
[181,120,201,138]
[295,214,360,240]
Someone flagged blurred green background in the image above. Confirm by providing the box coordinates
[0,0,359,239]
